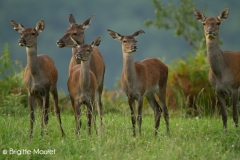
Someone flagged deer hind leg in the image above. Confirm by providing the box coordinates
[50,88,65,137]
[29,93,35,138]
[97,87,103,132]
[137,97,143,136]
[92,101,98,135]
[232,90,239,127]
[158,84,170,134]
[216,91,228,131]
[146,94,162,135]
[128,97,136,137]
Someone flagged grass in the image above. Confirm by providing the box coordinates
[0,107,240,160]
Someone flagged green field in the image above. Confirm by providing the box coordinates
[1,107,240,160]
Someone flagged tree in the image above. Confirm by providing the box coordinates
[145,0,205,52]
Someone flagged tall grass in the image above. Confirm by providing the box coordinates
[1,111,240,160]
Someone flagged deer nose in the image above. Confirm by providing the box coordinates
[132,45,137,49]
[56,40,65,48]
[75,53,83,59]
[206,30,214,35]
[18,38,26,46]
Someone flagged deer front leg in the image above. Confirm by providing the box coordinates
[74,101,81,135]
[29,93,35,138]
[216,92,228,131]
[86,101,93,136]
[41,92,49,136]
[128,97,136,137]
[232,90,239,127]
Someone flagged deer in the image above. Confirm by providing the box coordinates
[10,19,65,138]
[68,36,101,135]
[194,8,239,131]
[57,14,105,130]
[107,29,169,136]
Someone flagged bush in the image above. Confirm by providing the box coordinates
[0,44,27,115]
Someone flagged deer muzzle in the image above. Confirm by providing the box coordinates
[131,45,137,52]
[18,38,26,46]
[56,40,65,48]
[206,30,217,39]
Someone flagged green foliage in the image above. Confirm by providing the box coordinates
[0,44,27,114]
[0,93,28,116]
[145,0,204,51]
[0,44,14,76]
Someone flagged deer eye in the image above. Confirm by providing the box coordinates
[202,22,205,26]
[217,22,221,25]
[122,40,127,43]
[31,33,35,35]
[72,33,77,36]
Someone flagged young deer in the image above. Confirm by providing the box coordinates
[68,36,101,135]
[107,29,169,136]
[194,8,239,130]
[57,14,105,129]
[10,20,65,138]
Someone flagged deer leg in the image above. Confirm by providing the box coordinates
[232,90,239,127]
[86,101,93,136]
[51,88,66,137]
[92,101,98,135]
[41,92,49,136]
[98,80,104,131]
[217,92,228,131]
[137,97,143,135]
[97,92,103,133]
[29,93,35,138]
[158,86,170,134]
[128,97,136,137]
[74,101,81,135]
[146,95,162,136]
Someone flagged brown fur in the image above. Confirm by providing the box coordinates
[194,8,239,130]
[108,29,169,136]
[10,19,65,138]
[57,14,105,128]
[67,37,101,135]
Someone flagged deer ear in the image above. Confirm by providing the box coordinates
[132,30,145,38]
[82,15,94,29]
[218,8,229,21]
[35,20,45,33]
[107,29,123,41]
[193,9,206,22]
[10,20,25,34]
[69,14,76,26]
[91,36,102,48]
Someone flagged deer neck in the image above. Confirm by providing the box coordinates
[79,57,91,92]
[206,37,226,78]
[70,36,84,68]
[122,52,136,88]
[26,45,41,82]
[71,47,81,65]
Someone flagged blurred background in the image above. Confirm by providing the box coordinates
[0,0,239,93]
